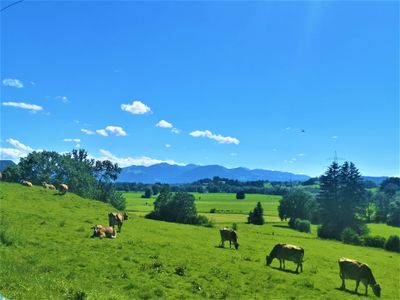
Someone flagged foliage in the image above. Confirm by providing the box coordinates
[384,235,400,253]
[294,219,311,233]
[363,235,386,248]
[380,177,400,197]
[386,196,400,227]
[341,227,364,246]
[2,149,125,210]
[236,191,245,200]
[146,191,210,226]
[247,202,264,225]
[232,223,238,231]
[278,191,316,226]
[317,162,367,239]
[142,186,153,199]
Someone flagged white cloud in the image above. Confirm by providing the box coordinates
[105,126,127,136]
[284,158,297,164]
[81,129,95,135]
[121,100,151,115]
[2,102,43,112]
[98,149,185,167]
[2,78,23,88]
[230,153,237,156]
[6,138,33,152]
[156,120,173,128]
[0,138,33,161]
[171,128,181,134]
[189,130,240,145]
[96,129,108,136]
[64,138,81,143]
[165,144,171,148]
[332,135,338,139]
[75,144,81,148]
[298,153,305,157]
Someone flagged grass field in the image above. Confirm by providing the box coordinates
[1,183,399,299]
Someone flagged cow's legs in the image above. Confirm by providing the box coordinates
[300,262,303,273]
[118,224,122,233]
[364,284,368,295]
[295,263,299,273]
[279,259,282,269]
[220,239,225,248]
[339,272,345,290]
[229,240,232,248]
[355,280,360,293]
[282,259,286,269]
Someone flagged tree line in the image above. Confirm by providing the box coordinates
[2,149,126,210]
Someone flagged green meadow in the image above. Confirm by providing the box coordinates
[1,183,399,299]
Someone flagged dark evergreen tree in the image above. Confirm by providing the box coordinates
[236,191,245,200]
[143,186,153,198]
[248,202,265,225]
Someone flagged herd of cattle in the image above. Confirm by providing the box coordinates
[19,181,382,297]
[20,180,69,194]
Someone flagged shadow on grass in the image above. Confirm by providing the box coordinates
[334,288,368,297]
[272,224,291,229]
[270,266,300,275]
[215,245,237,250]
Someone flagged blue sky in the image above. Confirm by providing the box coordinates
[1,1,399,177]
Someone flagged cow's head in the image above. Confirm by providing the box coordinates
[234,242,239,250]
[123,212,129,220]
[372,283,381,297]
[266,255,273,266]
[90,225,101,237]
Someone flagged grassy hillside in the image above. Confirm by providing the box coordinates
[1,183,399,299]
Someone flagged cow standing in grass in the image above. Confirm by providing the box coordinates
[219,228,239,250]
[21,180,32,187]
[338,258,381,297]
[42,182,56,190]
[91,225,117,239]
[108,212,128,233]
[59,184,68,195]
[266,243,304,273]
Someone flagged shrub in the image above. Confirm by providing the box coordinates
[341,227,363,246]
[384,235,400,253]
[236,191,245,200]
[294,219,311,233]
[232,223,238,231]
[364,235,386,248]
[209,208,217,213]
[247,202,264,225]
[142,187,153,199]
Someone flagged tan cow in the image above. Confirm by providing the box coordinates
[21,180,32,187]
[219,228,239,250]
[339,258,381,297]
[42,182,56,190]
[108,212,128,233]
[59,184,68,195]
[90,225,117,239]
[266,243,304,273]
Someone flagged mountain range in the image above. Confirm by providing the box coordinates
[117,163,310,183]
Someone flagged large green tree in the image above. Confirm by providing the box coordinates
[317,161,367,239]
[278,190,316,227]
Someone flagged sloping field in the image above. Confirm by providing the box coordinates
[0,183,399,299]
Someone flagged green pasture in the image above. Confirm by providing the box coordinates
[1,183,399,299]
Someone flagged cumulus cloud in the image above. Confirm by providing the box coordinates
[105,126,127,136]
[96,129,108,136]
[2,78,23,88]
[165,144,171,148]
[64,138,81,143]
[0,138,33,161]
[189,130,240,145]
[156,120,173,128]
[121,100,151,115]
[2,102,43,112]
[171,128,180,134]
[97,149,185,167]
[81,129,95,135]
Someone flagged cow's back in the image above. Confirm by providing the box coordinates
[339,258,368,281]
[277,244,304,262]
[220,228,235,241]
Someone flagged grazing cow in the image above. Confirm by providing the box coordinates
[21,180,32,187]
[42,182,56,190]
[219,228,239,250]
[90,225,117,239]
[108,212,128,233]
[59,184,68,195]
[266,243,304,273]
[338,258,381,297]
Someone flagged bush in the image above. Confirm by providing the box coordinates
[209,208,217,213]
[384,235,400,253]
[248,202,265,225]
[363,235,386,248]
[236,191,245,200]
[232,223,238,231]
[294,219,311,233]
[142,187,153,199]
[341,227,363,246]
